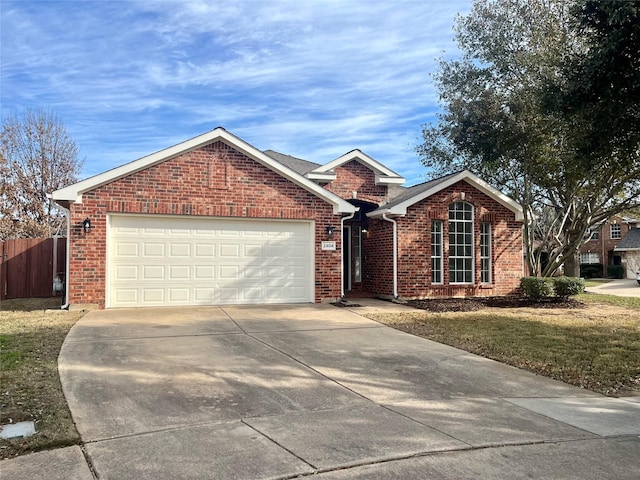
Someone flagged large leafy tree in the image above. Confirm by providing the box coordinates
[0,109,83,240]
[418,0,640,277]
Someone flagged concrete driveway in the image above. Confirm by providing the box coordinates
[17,302,640,479]
[586,278,640,297]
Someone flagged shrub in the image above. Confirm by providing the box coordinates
[607,265,624,279]
[520,277,553,300]
[553,276,585,298]
[580,263,603,278]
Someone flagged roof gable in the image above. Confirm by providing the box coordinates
[50,128,356,214]
[368,170,524,221]
[307,150,405,186]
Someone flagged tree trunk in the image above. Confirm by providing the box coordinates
[563,251,580,277]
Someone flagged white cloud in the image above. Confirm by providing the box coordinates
[1,0,471,185]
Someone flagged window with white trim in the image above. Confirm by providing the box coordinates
[580,252,600,264]
[431,220,443,284]
[610,223,621,239]
[449,202,474,283]
[354,226,362,282]
[480,222,492,283]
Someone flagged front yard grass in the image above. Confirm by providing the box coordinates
[0,298,85,459]
[367,293,640,397]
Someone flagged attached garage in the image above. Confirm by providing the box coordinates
[108,215,314,307]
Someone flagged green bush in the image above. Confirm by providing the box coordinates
[552,276,585,298]
[580,263,603,278]
[607,265,624,279]
[520,277,553,300]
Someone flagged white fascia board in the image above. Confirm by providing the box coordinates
[305,171,337,182]
[312,149,404,181]
[366,208,395,219]
[50,127,356,215]
[375,175,406,186]
[50,127,231,202]
[371,170,524,221]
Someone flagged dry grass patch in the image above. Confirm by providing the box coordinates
[367,294,640,397]
[0,298,85,459]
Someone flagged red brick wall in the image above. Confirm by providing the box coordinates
[364,181,523,298]
[362,218,395,295]
[324,160,388,203]
[67,141,342,307]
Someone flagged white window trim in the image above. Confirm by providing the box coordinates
[354,226,362,283]
[610,223,621,239]
[480,222,492,284]
[449,201,474,285]
[431,220,444,284]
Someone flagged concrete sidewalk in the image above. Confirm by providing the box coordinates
[2,301,639,479]
[585,278,640,297]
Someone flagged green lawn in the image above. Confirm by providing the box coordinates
[0,298,85,459]
[368,293,640,397]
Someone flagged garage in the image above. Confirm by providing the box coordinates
[107,215,314,308]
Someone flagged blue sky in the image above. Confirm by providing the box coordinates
[1,0,470,186]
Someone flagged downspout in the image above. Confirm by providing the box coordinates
[59,204,71,310]
[381,213,398,299]
[340,211,357,298]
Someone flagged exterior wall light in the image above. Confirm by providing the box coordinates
[82,218,92,233]
[326,225,335,236]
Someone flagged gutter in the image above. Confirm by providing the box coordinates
[381,213,398,299]
[59,204,71,310]
[340,211,357,298]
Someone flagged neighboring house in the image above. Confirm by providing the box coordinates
[580,216,639,275]
[614,226,640,279]
[49,128,524,309]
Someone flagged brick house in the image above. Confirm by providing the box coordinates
[50,128,524,309]
[613,223,640,279]
[579,216,639,276]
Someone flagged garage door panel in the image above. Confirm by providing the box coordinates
[220,244,239,257]
[117,243,138,256]
[195,266,215,279]
[170,243,190,256]
[143,243,164,256]
[195,244,215,257]
[169,288,190,301]
[169,265,190,279]
[108,215,313,307]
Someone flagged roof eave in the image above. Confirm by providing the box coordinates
[312,150,403,178]
[375,175,405,186]
[49,127,357,215]
[394,171,524,222]
[305,172,337,182]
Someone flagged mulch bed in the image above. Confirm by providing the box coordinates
[408,296,584,312]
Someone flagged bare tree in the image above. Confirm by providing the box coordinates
[0,109,82,240]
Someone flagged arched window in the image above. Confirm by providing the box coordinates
[449,201,474,283]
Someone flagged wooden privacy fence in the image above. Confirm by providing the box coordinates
[0,237,66,300]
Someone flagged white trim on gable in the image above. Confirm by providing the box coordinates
[368,170,524,221]
[309,150,405,186]
[49,127,357,215]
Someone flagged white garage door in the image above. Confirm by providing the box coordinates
[108,215,314,307]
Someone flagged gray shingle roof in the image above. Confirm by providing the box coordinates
[614,228,640,250]
[263,150,321,175]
